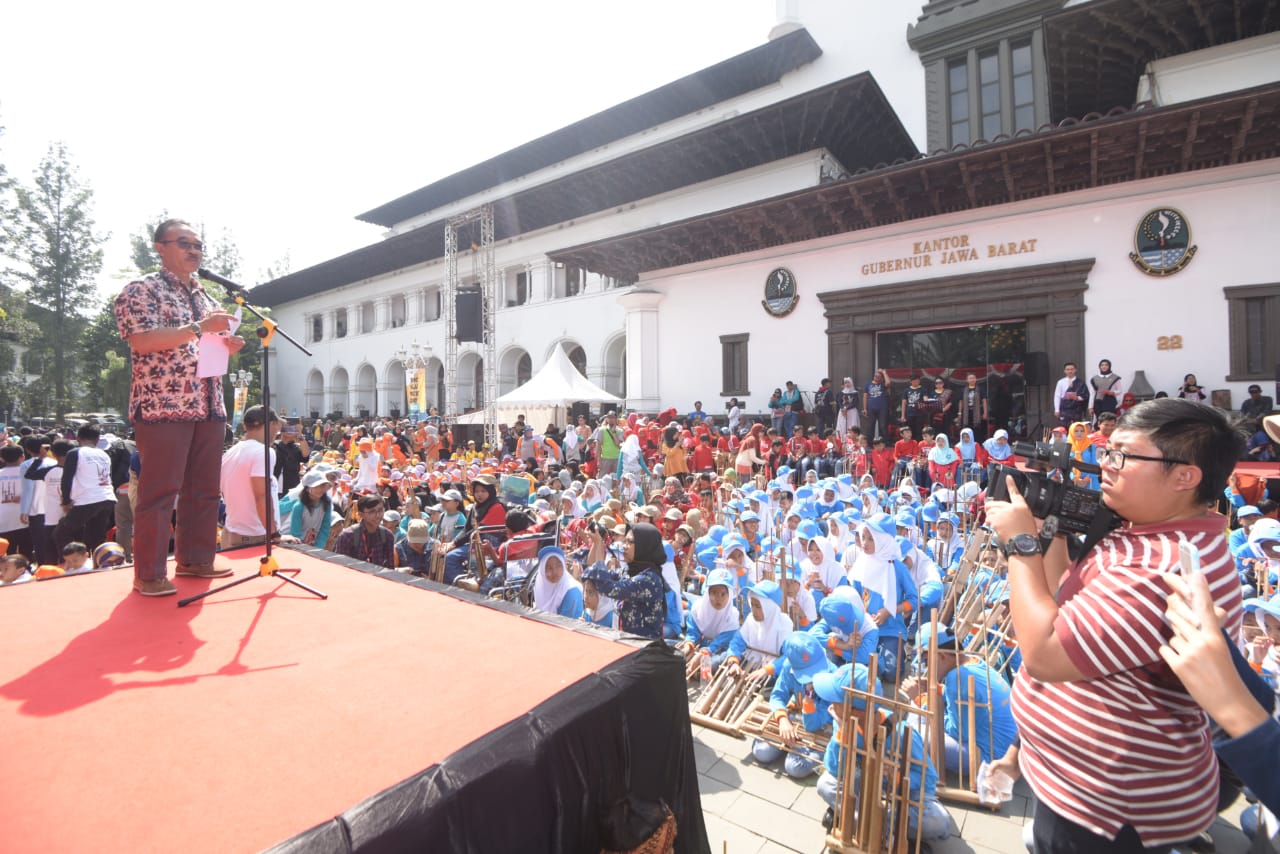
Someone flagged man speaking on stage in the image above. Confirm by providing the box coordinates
[113,219,245,597]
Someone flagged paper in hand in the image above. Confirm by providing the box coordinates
[196,308,243,378]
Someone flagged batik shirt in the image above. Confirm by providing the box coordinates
[114,269,227,424]
[583,562,667,639]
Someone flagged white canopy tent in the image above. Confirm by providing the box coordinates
[451,344,622,426]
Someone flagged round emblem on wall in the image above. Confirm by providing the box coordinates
[762,268,799,317]
[1129,207,1197,276]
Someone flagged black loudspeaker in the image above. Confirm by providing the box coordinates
[1024,351,1050,386]
[455,291,484,342]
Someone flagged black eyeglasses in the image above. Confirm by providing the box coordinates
[158,238,205,252]
[1099,448,1190,470]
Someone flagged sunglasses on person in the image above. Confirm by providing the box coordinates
[157,238,205,252]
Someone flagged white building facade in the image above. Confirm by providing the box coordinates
[255,0,1280,423]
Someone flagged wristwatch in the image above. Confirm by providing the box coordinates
[186,321,202,338]
[1000,533,1042,558]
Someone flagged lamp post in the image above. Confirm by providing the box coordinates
[232,369,252,430]
[396,339,432,424]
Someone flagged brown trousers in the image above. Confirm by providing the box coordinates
[133,420,225,581]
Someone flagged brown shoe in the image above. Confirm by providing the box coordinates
[175,563,235,579]
[133,577,178,597]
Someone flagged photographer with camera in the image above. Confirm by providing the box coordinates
[985,398,1244,853]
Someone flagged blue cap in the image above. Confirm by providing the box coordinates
[739,510,761,523]
[819,595,856,634]
[917,621,958,650]
[1238,505,1262,518]
[919,503,941,523]
[777,466,793,477]
[939,512,960,529]
[894,510,918,529]
[748,580,783,609]
[797,519,821,540]
[782,632,834,684]
[895,535,914,559]
[812,662,880,708]
[705,568,734,590]
[696,547,719,570]
[707,525,729,544]
[795,485,816,502]
[1243,594,1280,626]
[866,512,897,538]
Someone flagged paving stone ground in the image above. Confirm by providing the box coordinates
[692,724,1255,853]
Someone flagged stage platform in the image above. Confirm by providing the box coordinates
[0,546,707,853]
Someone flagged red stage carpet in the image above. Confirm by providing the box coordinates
[0,549,634,853]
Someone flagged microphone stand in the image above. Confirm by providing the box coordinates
[179,270,326,607]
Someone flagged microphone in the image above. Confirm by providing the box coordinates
[197,267,251,296]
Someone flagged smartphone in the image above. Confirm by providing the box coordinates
[1178,540,1204,611]
[1177,540,1202,575]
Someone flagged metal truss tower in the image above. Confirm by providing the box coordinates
[443,204,498,450]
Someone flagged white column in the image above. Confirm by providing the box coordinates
[617,288,663,412]
[378,382,400,416]
[326,309,338,339]
[528,260,552,303]
[407,289,422,325]
[375,297,390,331]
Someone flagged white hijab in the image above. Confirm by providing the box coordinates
[740,591,792,658]
[662,560,684,616]
[848,523,900,608]
[586,591,618,628]
[689,583,740,639]
[827,517,854,556]
[904,541,942,587]
[801,537,844,593]
[532,548,581,615]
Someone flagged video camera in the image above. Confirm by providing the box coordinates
[987,440,1118,539]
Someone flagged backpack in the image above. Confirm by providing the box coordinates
[107,439,136,489]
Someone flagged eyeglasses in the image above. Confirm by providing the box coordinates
[1098,448,1190,470]
[158,238,205,252]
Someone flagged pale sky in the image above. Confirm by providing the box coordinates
[1,1,777,301]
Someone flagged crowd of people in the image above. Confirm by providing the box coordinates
[8,391,1278,851]
[7,221,1278,852]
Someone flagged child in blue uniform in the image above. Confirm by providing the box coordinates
[846,513,919,685]
[812,663,952,841]
[681,569,740,669]
[530,546,583,619]
[808,587,879,666]
[725,580,791,680]
[918,622,1018,773]
[753,631,834,778]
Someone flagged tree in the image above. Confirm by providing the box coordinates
[4,143,106,418]
[128,212,166,272]
[78,303,130,415]
[0,119,14,259]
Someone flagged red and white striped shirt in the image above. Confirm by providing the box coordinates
[1012,513,1242,846]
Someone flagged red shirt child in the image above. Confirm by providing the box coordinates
[870,440,896,488]
[689,439,716,472]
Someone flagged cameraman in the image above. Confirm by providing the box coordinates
[986,398,1244,853]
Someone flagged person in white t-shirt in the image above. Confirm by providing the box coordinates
[220,406,284,549]
[40,440,71,563]
[53,424,118,555]
[0,445,28,557]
